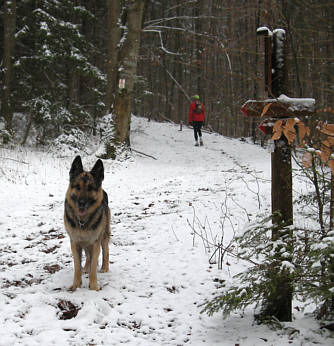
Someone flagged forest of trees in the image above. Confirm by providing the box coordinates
[0,0,333,146]
[1,0,334,324]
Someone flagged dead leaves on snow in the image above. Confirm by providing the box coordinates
[57,300,81,320]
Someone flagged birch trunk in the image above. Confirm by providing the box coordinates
[105,0,122,115]
[114,0,146,145]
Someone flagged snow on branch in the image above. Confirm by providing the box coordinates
[144,25,215,40]
[165,70,190,100]
[144,15,216,27]
[143,29,181,56]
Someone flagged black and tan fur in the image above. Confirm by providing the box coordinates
[64,155,110,291]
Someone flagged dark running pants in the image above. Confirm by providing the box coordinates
[193,121,203,141]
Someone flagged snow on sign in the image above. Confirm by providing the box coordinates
[241,96,315,135]
[241,95,315,118]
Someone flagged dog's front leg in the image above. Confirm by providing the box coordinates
[100,231,110,273]
[83,248,91,273]
[70,241,82,291]
[89,242,101,291]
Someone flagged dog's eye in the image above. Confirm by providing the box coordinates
[74,185,81,191]
[87,185,93,192]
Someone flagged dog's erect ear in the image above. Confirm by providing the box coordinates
[70,156,83,180]
[90,159,104,187]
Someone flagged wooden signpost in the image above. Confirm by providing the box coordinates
[241,27,315,321]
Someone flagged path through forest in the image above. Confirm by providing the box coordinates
[0,117,330,345]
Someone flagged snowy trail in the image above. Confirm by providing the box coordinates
[0,117,330,345]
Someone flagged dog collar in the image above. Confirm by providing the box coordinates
[77,218,86,228]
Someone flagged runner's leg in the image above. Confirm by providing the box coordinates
[193,122,199,141]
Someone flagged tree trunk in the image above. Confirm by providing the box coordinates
[261,28,293,322]
[68,0,81,115]
[114,89,131,145]
[68,71,80,114]
[21,112,34,145]
[114,0,146,145]
[1,0,16,133]
[105,0,122,115]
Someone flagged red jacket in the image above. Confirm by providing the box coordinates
[188,101,205,123]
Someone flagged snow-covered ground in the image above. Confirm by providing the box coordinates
[0,116,332,345]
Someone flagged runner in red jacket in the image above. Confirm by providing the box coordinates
[188,95,205,146]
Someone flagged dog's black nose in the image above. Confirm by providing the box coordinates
[78,198,87,208]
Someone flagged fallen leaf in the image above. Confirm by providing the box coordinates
[320,124,334,136]
[283,127,296,144]
[286,118,298,128]
[320,140,331,162]
[320,150,330,163]
[272,120,283,141]
[297,122,310,143]
[328,160,334,174]
[261,103,272,117]
[283,118,297,144]
[273,120,283,132]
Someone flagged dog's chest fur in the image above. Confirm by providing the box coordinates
[64,189,107,247]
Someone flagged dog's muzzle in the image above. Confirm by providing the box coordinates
[77,199,89,216]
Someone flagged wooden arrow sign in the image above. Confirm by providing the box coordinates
[241,96,315,119]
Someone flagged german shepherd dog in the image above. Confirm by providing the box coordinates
[64,156,110,291]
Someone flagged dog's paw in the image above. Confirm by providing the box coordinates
[89,282,100,291]
[100,267,109,273]
[69,280,82,291]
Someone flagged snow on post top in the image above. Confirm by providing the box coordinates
[273,28,286,37]
[257,26,273,36]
